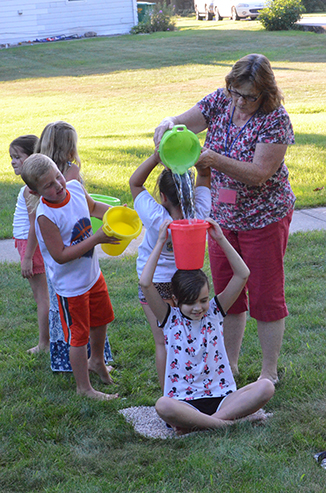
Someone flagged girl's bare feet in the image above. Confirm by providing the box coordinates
[238,408,273,424]
[174,425,193,436]
[88,361,114,384]
[27,343,50,354]
[77,388,119,400]
[258,373,279,385]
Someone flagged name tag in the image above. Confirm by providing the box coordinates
[218,188,237,204]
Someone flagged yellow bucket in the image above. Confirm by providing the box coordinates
[101,206,142,256]
[89,194,121,233]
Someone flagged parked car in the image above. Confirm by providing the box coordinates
[194,1,217,20]
[194,1,267,21]
[214,1,267,21]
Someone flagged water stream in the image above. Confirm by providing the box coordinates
[172,169,196,220]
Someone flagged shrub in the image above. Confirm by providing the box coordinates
[259,0,306,31]
[130,1,176,34]
[172,0,195,16]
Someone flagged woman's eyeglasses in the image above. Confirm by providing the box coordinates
[229,87,262,103]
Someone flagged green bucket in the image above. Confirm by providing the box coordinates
[158,125,201,175]
[89,194,121,233]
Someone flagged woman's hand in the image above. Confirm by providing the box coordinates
[196,147,218,171]
[195,150,211,177]
[154,118,175,147]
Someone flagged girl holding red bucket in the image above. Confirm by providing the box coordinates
[139,219,274,434]
[129,150,211,391]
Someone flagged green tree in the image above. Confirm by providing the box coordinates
[301,0,326,12]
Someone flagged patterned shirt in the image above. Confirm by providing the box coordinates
[160,297,236,401]
[198,89,296,231]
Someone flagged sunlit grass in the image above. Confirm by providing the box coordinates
[0,16,325,236]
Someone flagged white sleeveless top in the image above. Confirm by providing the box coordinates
[35,180,100,297]
[13,186,30,239]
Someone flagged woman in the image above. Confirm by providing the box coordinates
[154,54,295,384]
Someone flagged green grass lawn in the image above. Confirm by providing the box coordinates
[1,232,326,492]
[1,16,326,492]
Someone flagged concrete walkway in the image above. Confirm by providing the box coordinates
[1,208,326,264]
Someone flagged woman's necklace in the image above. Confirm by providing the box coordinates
[224,106,257,157]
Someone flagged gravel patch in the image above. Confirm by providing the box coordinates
[119,406,273,439]
[119,406,177,439]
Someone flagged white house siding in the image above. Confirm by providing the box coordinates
[0,0,138,46]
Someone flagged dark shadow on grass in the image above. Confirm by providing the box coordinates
[294,133,326,148]
[87,133,155,141]
[1,27,325,82]
[85,144,155,161]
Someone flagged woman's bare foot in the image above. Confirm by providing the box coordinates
[88,361,114,384]
[27,343,50,354]
[77,388,119,400]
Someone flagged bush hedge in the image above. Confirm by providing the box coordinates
[301,0,326,12]
[259,0,306,31]
[131,1,176,34]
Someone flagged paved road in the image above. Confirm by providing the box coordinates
[297,16,326,27]
[296,16,326,32]
[1,208,326,264]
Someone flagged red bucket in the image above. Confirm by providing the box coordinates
[169,219,210,270]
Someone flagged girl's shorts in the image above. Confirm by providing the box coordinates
[15,238,45,275]
[183,396,226,415]
[57,272,114,347]
[208,211,293,322]
[138,282,173,304]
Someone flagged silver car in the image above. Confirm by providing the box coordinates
[194,1,267,21]
[194,1,218,20]
[214,1,267,21]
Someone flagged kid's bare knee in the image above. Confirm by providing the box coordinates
[155,396,175,419]
[260,378,275,401]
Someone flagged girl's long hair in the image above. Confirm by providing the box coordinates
[35,121,81,176]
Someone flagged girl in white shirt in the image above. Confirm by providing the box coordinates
[129,150,211,390]
[11,134,50,354]
[139,219,274,434]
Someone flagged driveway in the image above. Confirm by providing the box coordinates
[296,16,326,32]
